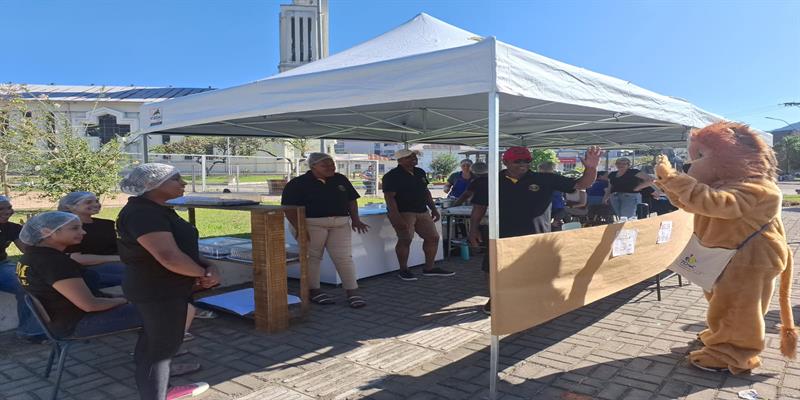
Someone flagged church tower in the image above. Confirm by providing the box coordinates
[278,0,329,72]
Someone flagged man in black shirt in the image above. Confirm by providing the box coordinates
[468,146,602,314]
[383,149,452,281]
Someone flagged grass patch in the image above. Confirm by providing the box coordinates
[4,197,385,260]
[784,194,800,206]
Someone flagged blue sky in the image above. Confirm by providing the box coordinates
[2,0,798,131]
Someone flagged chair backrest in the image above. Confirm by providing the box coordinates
[23,293,59,341]
[562,221,582,231]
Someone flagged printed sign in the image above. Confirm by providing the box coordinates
[612,229,637,257]
[657,221,673,244]
[149,108,163,126]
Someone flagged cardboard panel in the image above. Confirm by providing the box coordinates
[490,210,694,335]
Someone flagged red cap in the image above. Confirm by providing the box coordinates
[502,146,531,162]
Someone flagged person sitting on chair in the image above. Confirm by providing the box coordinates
[15,211,138,339]
[0,196,45,342]
[58,192,126,293]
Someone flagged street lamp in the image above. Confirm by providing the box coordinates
[766,117,793,174]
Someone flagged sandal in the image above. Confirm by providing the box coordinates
[311,293,336,305]
[347,295,366,309]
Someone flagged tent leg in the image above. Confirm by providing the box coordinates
[489,334,499,399]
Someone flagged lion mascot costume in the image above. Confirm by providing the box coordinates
[655,121,797,374]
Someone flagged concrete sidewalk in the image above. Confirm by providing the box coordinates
[2,209,800,400]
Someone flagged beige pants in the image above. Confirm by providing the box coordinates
[306,216,358,290]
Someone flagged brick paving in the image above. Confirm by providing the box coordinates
[2,209,800,400]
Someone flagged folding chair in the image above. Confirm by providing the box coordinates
[24,293,140,400]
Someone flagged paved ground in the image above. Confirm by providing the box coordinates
[2,210,800,400]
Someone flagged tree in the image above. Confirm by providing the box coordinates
[0,85,39,196]
[429,153,459,180]
[775,135,800,173]
[530,149,558,170]
[0,84,125,201]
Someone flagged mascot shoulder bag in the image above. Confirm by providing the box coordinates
[668,220,773,292]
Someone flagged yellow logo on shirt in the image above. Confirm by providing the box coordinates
[528,184,540,192]
[16,262,29,286]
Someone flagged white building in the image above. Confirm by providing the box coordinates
[3,84,213,154]
[278,0,329,72]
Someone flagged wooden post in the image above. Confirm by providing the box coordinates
[188,208,196,226]
[251,210,289,332]
[295,207,310,316]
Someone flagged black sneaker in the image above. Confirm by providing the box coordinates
[398,270,418,281]
[422,267,455,277]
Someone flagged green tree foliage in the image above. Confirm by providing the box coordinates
[530,149,559,170]
[429,153,459,180]
[774,135,800,173]
[0,84,125,200]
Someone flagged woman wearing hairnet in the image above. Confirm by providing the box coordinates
[281,152,369,308]
[15,212,139,339]
[58,192,126,291]
[117,163,215,400]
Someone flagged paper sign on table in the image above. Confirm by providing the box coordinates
[612,229,638,257]
[657,221,673,244]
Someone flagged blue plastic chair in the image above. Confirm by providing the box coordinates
[23,293,140,400]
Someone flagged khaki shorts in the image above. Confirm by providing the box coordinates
[393,212,439,242]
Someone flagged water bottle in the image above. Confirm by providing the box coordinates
[460,242,470,261]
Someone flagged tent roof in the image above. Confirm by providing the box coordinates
[140,13,769,147]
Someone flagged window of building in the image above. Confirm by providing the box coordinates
[307,17,313,60]
[299,17,304,61]
[85,114,131,145]
[46,112,57,134]
[291,17,296,62]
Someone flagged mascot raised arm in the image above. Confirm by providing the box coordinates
[655,121,797,374]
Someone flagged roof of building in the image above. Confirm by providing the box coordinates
[5,84,214,103]
[771,122,800,133]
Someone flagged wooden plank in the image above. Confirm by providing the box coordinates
[295,207,310,316]
[251,210,289,333]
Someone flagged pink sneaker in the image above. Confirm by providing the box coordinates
[166,382,209,400]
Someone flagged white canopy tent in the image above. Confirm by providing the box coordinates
[138,14,755,399]
[139,13,742,149]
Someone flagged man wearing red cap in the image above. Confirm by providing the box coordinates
[468,145,602,314]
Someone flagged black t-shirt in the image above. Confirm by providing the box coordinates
[117,196,199,302]
[609,169,642,193]
[281,171,360,218]
[0,221,22,262]
[17,246,86,337]
[65,218,118,255]
[471,171,577,238]
[381,166,430,213]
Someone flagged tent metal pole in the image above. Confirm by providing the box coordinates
[487,89,500,400]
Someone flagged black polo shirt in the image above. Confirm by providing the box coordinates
[609,169,642,193]
[0,221,22,262]
[17,246,86,337]
[471,171,576,238]
[117,196,199,302]
[381,166,430,213]
[65,218,118,255]
[281,171,360,218]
